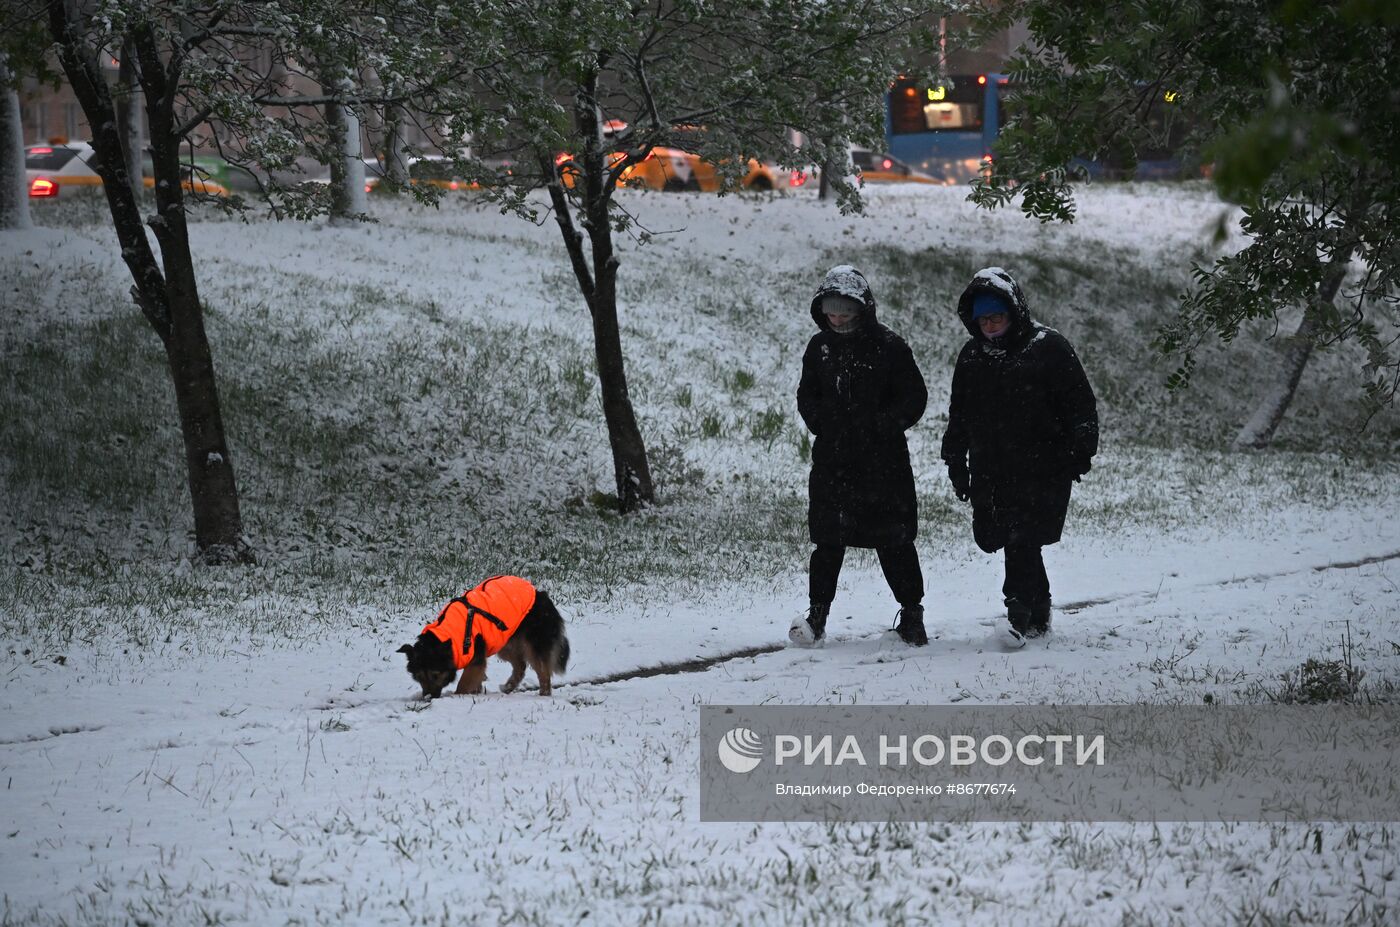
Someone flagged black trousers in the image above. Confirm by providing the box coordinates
[1003,544,1050,606]
[810,543,923,608]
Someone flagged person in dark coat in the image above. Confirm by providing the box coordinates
[940,267,1098,644]
[791,265,930,647]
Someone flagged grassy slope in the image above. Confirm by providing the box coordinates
[0,187,1395,650]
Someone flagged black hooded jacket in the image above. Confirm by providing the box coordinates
[940,267,1098,551]
[798,266,927,548]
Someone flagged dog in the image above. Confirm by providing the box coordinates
[398,575,570,698]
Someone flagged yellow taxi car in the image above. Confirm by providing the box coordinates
[616,147,782,192]
[365,155,468,193]
[557,121,793,193]
[850,147,939,185]
[558,147,788,192]
[26,142,230,199]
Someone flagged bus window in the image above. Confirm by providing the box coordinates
[1138,99,1191,162]
[889,78,984,134]
[922,100,980,131]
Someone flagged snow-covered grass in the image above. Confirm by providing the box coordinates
[2,183,1398,925]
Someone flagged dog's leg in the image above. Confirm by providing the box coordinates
[501,653,526,694]
[455,662,486,695]
[529,653,553,696]
[455,635,488,695]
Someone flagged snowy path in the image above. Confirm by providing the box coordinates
[2,509,1397,924]
[577,543,1400,687]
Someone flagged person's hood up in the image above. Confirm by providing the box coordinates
[956,266,1031,340]
[810,264,878,331]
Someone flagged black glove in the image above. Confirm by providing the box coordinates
[947,462,971,502]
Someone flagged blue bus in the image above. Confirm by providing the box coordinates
[885,73,1004,184]
[885,73,1192,184]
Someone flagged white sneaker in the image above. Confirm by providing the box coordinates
[788,613,822,647]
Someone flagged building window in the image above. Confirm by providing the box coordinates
[65,102,81,142]
[25,101,48,143]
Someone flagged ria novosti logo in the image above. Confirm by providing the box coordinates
[717,727,765,773]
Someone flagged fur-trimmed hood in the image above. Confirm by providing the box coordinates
[810,264,879,331]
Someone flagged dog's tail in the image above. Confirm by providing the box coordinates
[554,634,570,676]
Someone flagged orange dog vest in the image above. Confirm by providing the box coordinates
[422,575,538,669]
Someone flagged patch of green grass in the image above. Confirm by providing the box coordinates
[700,413,724,438]
[749,407,786,445]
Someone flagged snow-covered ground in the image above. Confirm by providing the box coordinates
[2,183,1398,924]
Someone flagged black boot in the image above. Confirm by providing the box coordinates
[894,605,928,647]
[789,602,829,646]
[1006,597,1033,642]
[1026,598,1052,638]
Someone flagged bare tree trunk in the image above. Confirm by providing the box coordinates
[0,53,32,230]
[49,5,249,562]
[817,147,846,203]
[1233,255,1351,450]
[585,218,655,512]
[384,101,409,190]
[324,69,366,222]
[536,75,655,512]
[115,39,142,203]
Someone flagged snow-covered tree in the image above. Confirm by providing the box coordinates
[0,51,32,231]
[970,0,1400,447]
[39,0,255,561]
[0,18,56,231]
[424,0,940,511]
[16,0,437,559]
[113,37,142,202]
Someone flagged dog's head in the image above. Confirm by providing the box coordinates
[397,634,456,699]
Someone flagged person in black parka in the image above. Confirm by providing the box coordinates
[941,266,1098,643]
[792,265,930,647]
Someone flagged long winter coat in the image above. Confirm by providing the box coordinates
[940,267,1099,553]
[798,266,927,548]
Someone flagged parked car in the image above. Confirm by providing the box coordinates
[557,146,792,193]
[25,142,230,199]
[139,152,236,197]
[849,147,939,185]
[557,120,796,193]
[24,143,102,198]
[364,155,480,192]
[618,147,782,192]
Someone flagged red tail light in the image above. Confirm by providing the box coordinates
[29,177,58,197]
[449,180,460,190]
[789,169,807,187]
[881,158,893,170]
[30,146,53,155]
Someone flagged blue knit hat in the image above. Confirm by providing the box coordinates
[971,293,1011,320]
